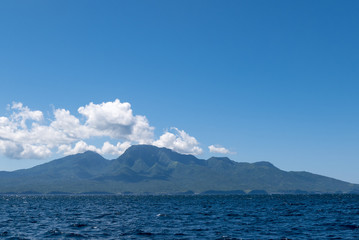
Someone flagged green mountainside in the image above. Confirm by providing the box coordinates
[0,145,358,194]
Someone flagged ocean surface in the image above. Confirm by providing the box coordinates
[0,194,358,239]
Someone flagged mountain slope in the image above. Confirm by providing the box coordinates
[0,145,357,194]
[0,151,111,193]
[103,145,206,181]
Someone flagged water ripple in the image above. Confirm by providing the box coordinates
[0,195,358,239]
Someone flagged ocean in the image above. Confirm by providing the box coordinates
[0,194,358,239]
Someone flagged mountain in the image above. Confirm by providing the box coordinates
[0,145,358,194]
[0,151,110,193]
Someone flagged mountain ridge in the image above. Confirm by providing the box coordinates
[0,145,358,194]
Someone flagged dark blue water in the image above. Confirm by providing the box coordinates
[0,194,358,239]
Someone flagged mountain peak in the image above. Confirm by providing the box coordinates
[120,145,167,160]
[117,144,200,166]
[55,150,106,164]
[124,144,177,154]
[252,161,276,168]
[125,144,165,152]
[120,144,197,162]
[207,156,234,169]
[76,150,102,157]
[57,150,104,160]
[82,150,102,157]
[208,157,231,162]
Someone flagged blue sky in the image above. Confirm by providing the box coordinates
[0,1,358,183]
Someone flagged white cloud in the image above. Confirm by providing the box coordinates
[58,141,98,155]
[20,144,52,159]
[0,100,151,159]
[0,139,51,159]
[78,100,154,143]
[0,99,228,160]
[10,102,43,129]
[153,127,203,155]
[0,140,24,159]
[101,141,131,156]
[51,109,93,140]
[58,140,131,157]
[208,145,231,154]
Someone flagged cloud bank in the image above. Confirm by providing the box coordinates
[0,100,227,159]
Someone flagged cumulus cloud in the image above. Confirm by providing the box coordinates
[101,141,131,156]
[0,139,52,159]
[78,100,154,143]
[58,141,98,156]
[58,141,131,156]
[10,102,43,129]
[0,99,152,159]
[208,145,231,154]
[51,109,92,140]
[0,99,221,160]
[0,104,52,159]
[0,140,24,159]
[153,128,203,155]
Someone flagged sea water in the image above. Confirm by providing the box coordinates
[0,194,358,239]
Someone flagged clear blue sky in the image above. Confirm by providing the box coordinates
[0,1,358,183]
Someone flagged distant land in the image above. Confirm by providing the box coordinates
[0,145,358,195]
